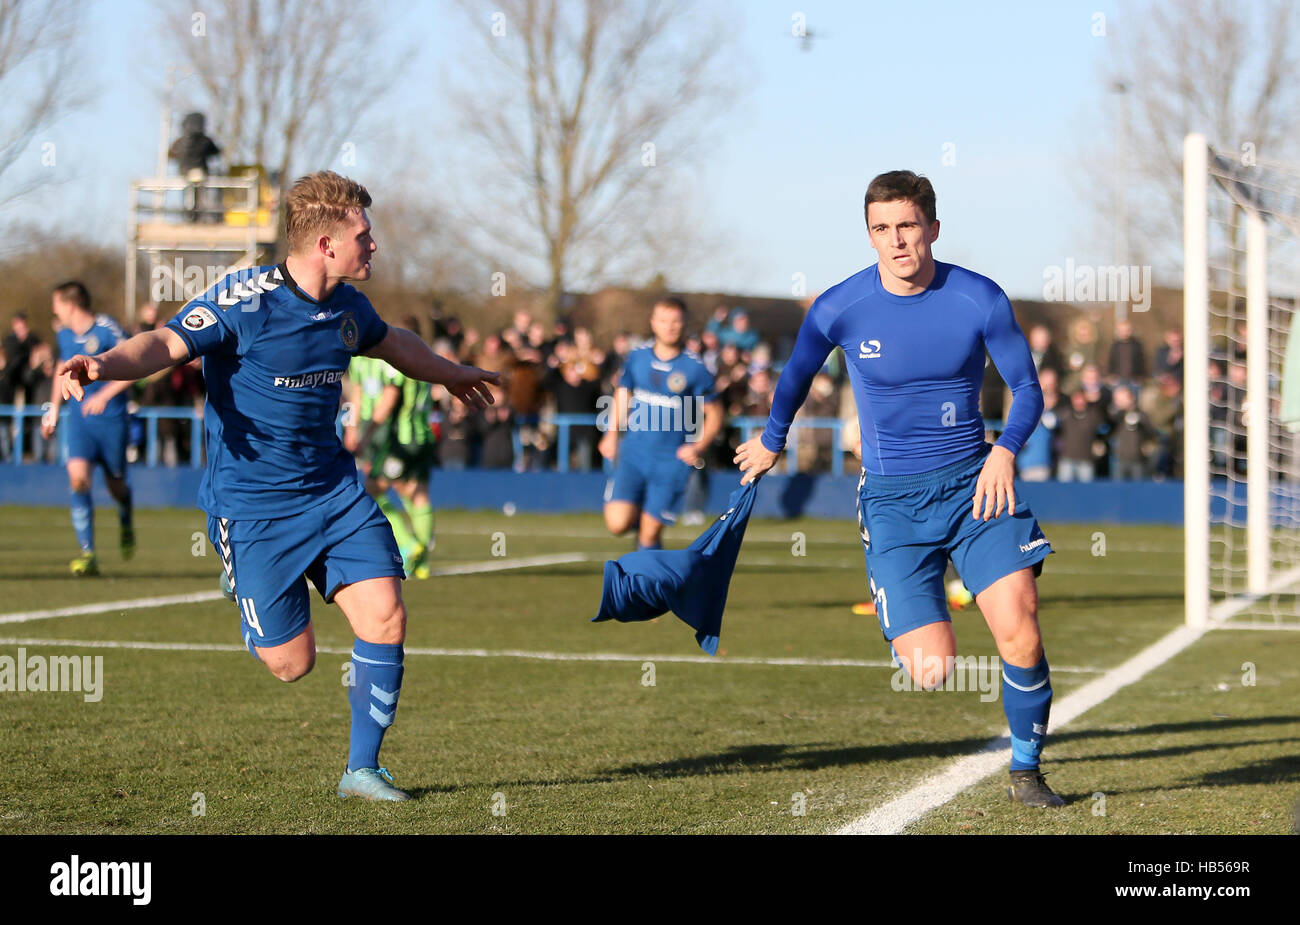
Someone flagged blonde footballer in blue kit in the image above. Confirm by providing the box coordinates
[55,172,500,801]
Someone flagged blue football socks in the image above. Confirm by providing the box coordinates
[70,490,94,551]
[347,639,405,773]
[1002,656,1052,771]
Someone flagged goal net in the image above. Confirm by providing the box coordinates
[1184,133,1300,629]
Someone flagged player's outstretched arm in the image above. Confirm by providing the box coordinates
[366,325,499,410]
[56,328,190,402]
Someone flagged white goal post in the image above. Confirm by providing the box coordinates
[1184,132,1300,629]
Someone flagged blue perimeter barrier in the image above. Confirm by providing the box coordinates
[1,405,1192,523]
[0,463,1189,524]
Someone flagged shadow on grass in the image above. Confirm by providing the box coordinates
[497,714,1300,789]
[401,784,462,798]
[1042,591,1185,607]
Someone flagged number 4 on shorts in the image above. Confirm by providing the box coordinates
[240,597,264,637]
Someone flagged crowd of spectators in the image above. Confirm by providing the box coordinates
[2,295,1217,484]
[0,313,56,462]
[1015,317,1189,482]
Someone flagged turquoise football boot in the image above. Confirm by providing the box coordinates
[337,767,412,802]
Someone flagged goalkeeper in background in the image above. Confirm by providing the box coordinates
[345,318,438,579]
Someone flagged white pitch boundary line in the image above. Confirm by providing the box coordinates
[0,592,227,626]
[0,554,592,626]
[0,636,1108,673]
[833,622,1207,835]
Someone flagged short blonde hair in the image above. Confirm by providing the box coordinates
[284,171,372,254]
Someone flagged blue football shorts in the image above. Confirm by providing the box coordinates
[605,444,691,525]
[209,484,404,649]
[63,411,128,480]
[857,445,1052,642]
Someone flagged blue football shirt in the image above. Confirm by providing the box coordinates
[165,263,389,520]
[57,314,129,418]
[762,262,1043,476]
[617,345,717,453]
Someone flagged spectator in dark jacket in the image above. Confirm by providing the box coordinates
[437,400,474,470]
[545,340,603,471]
[1108,385,1154,480]
[23,342,57,463]
[1027,324,1064,380]
[1056,390,1105,482]
[169,112,221,222]
[1154,328,1183,382]
[1,313,39,405]
[1107,317,1147,386]
[478,384,516,469]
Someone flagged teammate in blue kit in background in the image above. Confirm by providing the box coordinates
[55,172,499,802]
[735,171,1063,808]
[599,297,723,551]
[41,282,136,576]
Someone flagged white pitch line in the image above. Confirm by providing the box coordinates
[0,636,1107,673]
[0,554,594,626]
[0,592,227,625]
[834,622,1206,835]
[429,552,590,575]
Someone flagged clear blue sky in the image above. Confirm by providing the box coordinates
[4,0,1143,301]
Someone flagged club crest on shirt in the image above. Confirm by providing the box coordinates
[182,306,218,331]
[83,335,99,354]
[339,312,359,350]
[667,371,687,393]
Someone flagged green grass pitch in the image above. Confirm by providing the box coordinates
[1,504,1297,834]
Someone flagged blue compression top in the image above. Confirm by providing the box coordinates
[760,261,1042,476]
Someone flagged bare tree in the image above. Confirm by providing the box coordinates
[154,0,410,183]
[446,0,739,318]
[0,0,84,208]
[1094,0,1300,268]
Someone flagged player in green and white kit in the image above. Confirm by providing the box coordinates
[346,349,437,578]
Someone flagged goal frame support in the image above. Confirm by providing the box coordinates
[1184,134,1209,629]
[1185,133,1281,627]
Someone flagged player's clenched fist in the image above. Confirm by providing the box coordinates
[56,354,101,401]
[734,434,779,485]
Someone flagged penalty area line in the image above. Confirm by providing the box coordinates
[833,622,1206,835]
[0,553,593,625]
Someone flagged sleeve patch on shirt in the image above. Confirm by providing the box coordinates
[182,306,218,331]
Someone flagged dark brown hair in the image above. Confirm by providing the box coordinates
[864,170,937,225]
[52,281,91,311]
[653,296,688,315]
